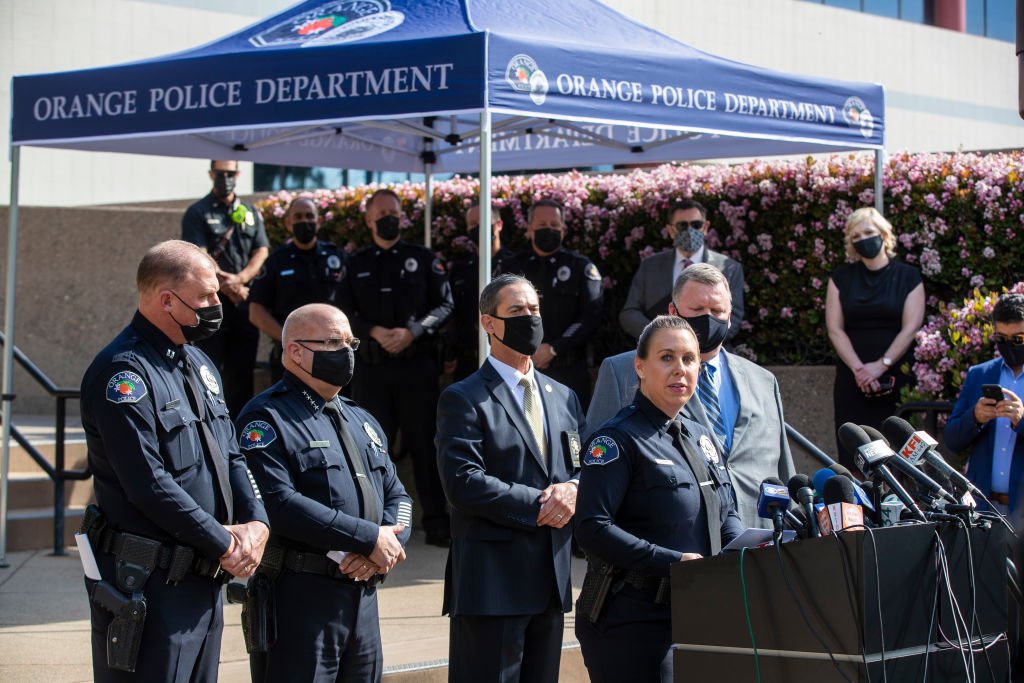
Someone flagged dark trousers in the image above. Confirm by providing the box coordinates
[252,571,382,683]
[543,360,592,412]
[86,563,223,683]
[449,604,564,683]
[575,590,672,683]
[352,354,449,537]
[194,298,259,416]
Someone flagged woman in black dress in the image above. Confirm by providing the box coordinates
[826,207,925,470]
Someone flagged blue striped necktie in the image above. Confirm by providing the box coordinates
[697,362,728,453]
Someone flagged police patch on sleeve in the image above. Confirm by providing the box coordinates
[106,371,148,404]
[583,435,619,466]
[699,434,720,464]
[432,258,446,275]
[240,421,277,450]
[585,263,601,281]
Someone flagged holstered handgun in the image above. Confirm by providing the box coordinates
[227,573,276,654]
[91,580,147,672]
[577,556,619,624]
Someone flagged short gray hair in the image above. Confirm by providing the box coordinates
[672,263,730,302]
[479,274,535,316]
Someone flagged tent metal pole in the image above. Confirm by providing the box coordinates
[424,166,433,249]
[874,148,884,214]
[0,146,22,567]
[477,110,492,368]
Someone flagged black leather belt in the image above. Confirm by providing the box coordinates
[990,491,1010,505]
[281,550,384,587]
[91,526,225,583]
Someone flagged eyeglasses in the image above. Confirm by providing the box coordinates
[296,338,360,352]
[673,220,705,231]
[993,334,1024,346]
[212,170,238,178]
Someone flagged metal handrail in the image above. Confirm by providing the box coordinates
[785,422,836,468]
[0,331,86,557]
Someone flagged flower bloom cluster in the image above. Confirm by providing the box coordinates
[258,151,1024,365]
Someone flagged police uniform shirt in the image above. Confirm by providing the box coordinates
[449,248,513,358]
[575,392,743,571]
[337,240,453,345]
[236,371,412,555]
[500,249,603,356]
[249,241,345,325]
[182,192,270,275]
[80,312,269,560]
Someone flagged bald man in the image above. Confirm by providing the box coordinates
[236,304,412,682]
[80,239,270,682]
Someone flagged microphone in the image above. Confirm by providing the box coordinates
[881,416,982,501]
[864,424,957,507]
[787,474,821,538]
[757,477,791,536]
[827,463,876,511]
[836,423,927,522]
[817,476,864,535]
[812,467,835,501]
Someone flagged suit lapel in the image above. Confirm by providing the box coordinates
[481,361,548,475]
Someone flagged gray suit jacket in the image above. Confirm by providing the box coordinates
[585,349,794,529]
[619,248,745,340]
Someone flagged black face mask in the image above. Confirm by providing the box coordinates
[467,226,480,247]
[292,221,318,245]
[997,342,1024,369]
[376,215,401,241]
[853,235,883,260]
[213,174,236,198]
[301,346,355,387]
[171,291,223,343]
[533,228,563,253]
[493,314,544,356]
[680,313,730,353]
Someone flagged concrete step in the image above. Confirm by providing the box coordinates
[5,506,86,552]
[6,472,95,509]
[6,438,88,474]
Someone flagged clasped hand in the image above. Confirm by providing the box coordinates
[537,482,576,528]
[336,523,407,581]
[219,521,270,578]
[370,326,414,354]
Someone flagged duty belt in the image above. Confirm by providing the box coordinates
[274,548,384,587]
[621,568,671,605]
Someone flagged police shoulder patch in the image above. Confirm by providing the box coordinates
[106,371,148,404]
[240,420,277,450]
[583,435,620,466]
[432,258,446,275]
[585,263,601,281]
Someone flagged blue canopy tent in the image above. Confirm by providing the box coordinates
[2,0,885,559]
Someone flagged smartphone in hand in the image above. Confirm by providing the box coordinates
[982,384,1005,401]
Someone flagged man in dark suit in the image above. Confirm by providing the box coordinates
[436,273,585,683]
[945,293,1024,515]
[620,199,744,342]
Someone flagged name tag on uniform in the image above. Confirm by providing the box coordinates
[356,272,371,278]
[654,458,673,465]
[164,399,181,409]
[309,440,330,448]
[280,269,295,277]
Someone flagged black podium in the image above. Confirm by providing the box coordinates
[671,523,1010,682]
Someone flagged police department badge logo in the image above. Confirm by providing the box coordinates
[363,422,383,447]
[327,255,342,269]
[240,421,277,450]
[585,263,601,281]
[199,365,221,395]
[505,54,548,106]
[249,1,404,48]
[557,265,571,282]
[404,257,418,273]
[699,434,719,464]
[583,435,619,466]
[106,371,147,404]
[842,96,874,139]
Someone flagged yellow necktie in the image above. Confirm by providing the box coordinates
[518,376,547,462]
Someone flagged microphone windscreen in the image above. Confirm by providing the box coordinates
[837,423,871,457]
[763,476,784,486]
[828,463,854,479]
[881,416,916,449]
[788,474,812,501]
[861,425,889,446]
[823,475,857,505]
[813,468,836,496]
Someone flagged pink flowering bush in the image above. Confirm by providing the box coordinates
[903,283,1024,404]
[258,151,1024,364]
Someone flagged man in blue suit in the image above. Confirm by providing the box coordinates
[436,273,585,683]
[945,293,1024,515]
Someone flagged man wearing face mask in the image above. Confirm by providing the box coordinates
[945,293,1024,516]
[585,264,793,528]
[337,188,454,546]
[500,198,603,409]
[620,199,744,343]
[79,240,270,682]
[182,159,270,416]
[444,202,514,381]
[249,197,346,383]
[436,274,584,683]
[236,304,412,682]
